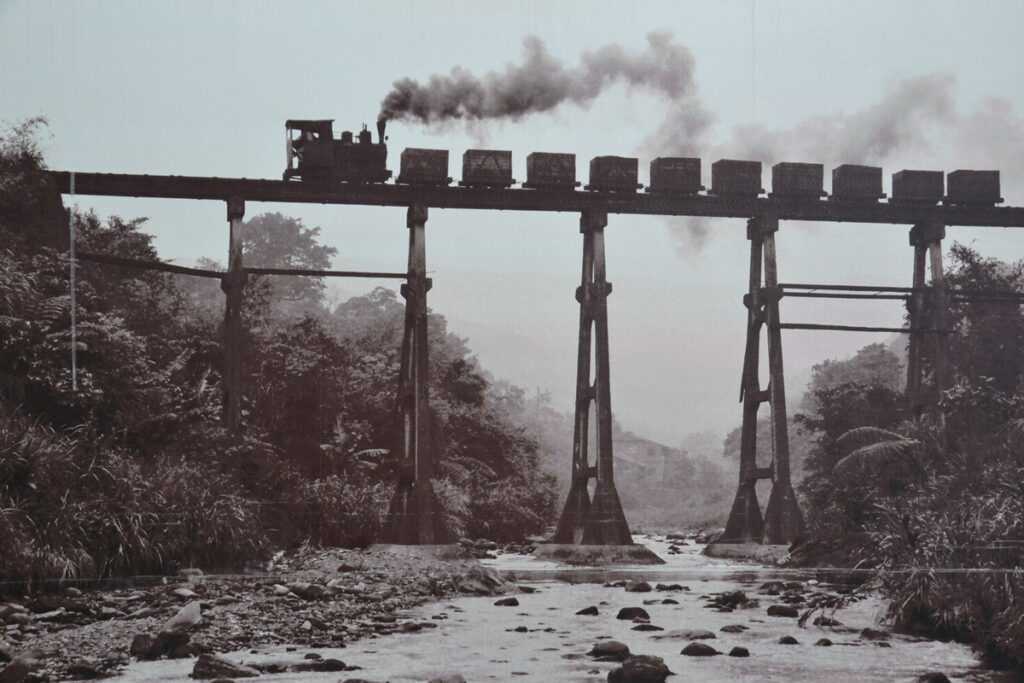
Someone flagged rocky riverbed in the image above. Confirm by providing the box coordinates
[0,534,1003,682]
[0,545,514,682]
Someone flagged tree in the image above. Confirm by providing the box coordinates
[242,212,337,318]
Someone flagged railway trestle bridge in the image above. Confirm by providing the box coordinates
[47,170,1024,547]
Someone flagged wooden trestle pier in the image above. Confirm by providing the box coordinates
[48,170,1024,546]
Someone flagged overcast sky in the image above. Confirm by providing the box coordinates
[3,0,1023,447]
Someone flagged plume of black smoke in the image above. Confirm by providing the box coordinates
[379,32,700,124]
[644,74,961,252]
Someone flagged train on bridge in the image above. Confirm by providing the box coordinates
[282,118,1003,206]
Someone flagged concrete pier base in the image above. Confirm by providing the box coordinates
[533,544,665,566]
[703,542,790,565]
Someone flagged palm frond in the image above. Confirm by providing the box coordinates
[836,426,909,457]
[834,439,920,476]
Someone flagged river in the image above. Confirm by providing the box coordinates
[115,535,997,682]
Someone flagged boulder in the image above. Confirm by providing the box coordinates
[814,638,833,647]
[652,629,715,641]
[860,628,891,641]
[624,581,652,593]
[191,654,260,679]
[728,647,750,657]
[916,674,951,683]
[631,624,663,632]
[589,640,631,662]
[164,601,202,632]
[778,635,799,645]
[65,658,104,679]
[680,642,720,656]
[607,654,672,683]
[720,624,747,633]
[616,607,650,621]
[0,656,37,683]
[766,605,799,618]
[291,658,348,672]
[576,606,599,616]
[494,597,519,607]
[287,582,327,601]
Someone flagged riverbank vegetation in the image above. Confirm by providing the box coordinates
[0,120,558,584]
[794,246,1024,669]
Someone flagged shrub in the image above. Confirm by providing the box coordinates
[287,474,391,548]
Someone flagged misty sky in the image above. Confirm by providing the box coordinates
[3,1,1024,447]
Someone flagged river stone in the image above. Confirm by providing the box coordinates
[860,628,891,641]
[813,615,843,627]
[494,597,519,607]
[767,605,799,618]
[576,606,599,616]
[0,657,36,683]
[631,624,663,631]
[778,635,799,645]
[616,607,650,620]
[655,583,686,591]
[130,634,156,659]
[916,674,951,683]
[720,624,748,633]
[652,629,715,641]
[660,599,678,605]
[625,581,652,593]
[681,642,720,656]
[292,657,347,672]
[589,640,631,661]
[164,601,202,631]
[66,657,104,679]
[191,654,260,679]
[607,654,671,683]
[728,646,750,657]
[815,638,833,647]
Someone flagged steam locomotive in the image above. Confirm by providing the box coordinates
[283,119,391,183]
[282,119,1003,206]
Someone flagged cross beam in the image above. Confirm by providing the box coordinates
[47,171,1024,227]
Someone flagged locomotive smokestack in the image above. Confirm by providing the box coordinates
[377,118,387,144]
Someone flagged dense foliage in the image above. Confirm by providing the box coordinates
[795,249,1024,670]
[0,121,557,584]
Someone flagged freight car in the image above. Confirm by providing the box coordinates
[283,119,391,184]
[831,164,885,202]
[771,162,826,199]
[891,170,944,205]
[523,153,580,190]
[945,170,1002,206]
[396,148,452,186]
[460,150,515,188]
[586,156,641,193]
[646,157,703,195]
[710,159,763,197]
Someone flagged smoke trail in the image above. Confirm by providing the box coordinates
[645,75,961,253]
[379,32,700,124]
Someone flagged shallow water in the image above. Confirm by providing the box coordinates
[115,537,994,682]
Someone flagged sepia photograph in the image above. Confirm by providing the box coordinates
[1,1,1023,681]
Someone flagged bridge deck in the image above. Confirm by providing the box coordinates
[47,171,1024,227]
